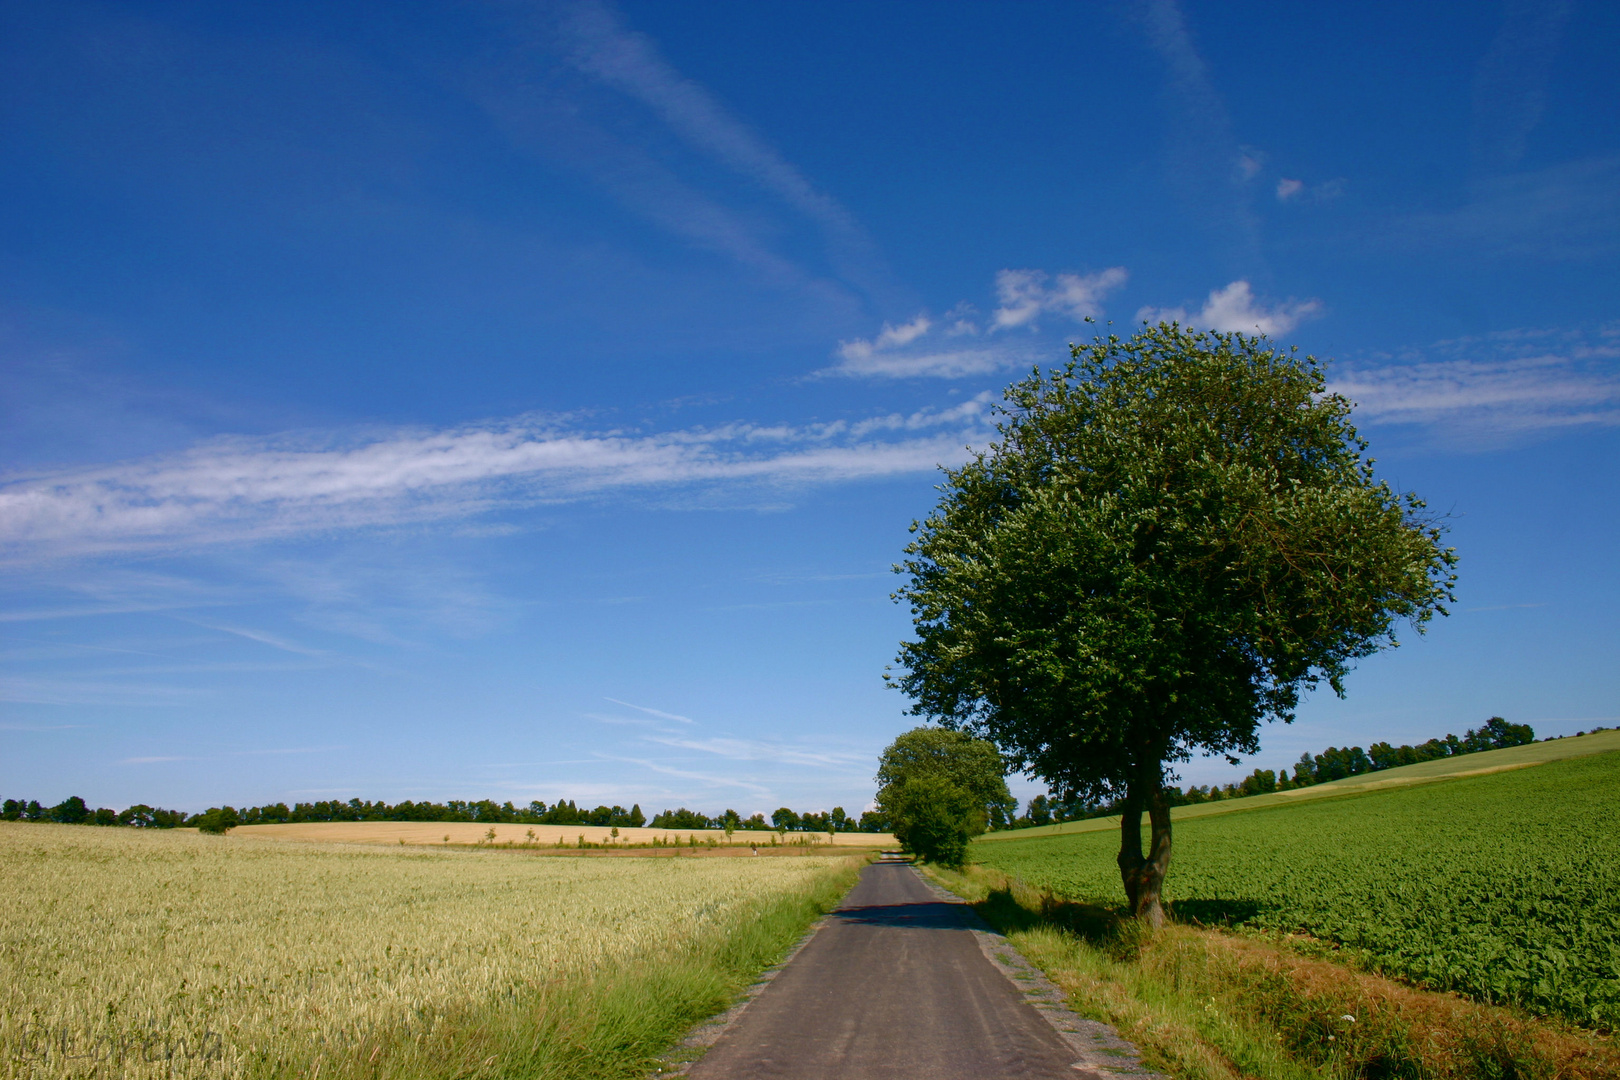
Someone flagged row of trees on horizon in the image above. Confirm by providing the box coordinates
[2,717,1586,835]
[0,794,892,834]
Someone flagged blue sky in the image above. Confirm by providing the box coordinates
[2,0,1616,816]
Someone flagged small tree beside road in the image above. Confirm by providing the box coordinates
[891,324,1457,922]
[882,775,976,866]
[875,726,1014,866]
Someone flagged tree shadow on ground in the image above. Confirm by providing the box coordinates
[1166,898,1263,926]
[832,901,977,930]
[974,887,1124,945]
[971,887,1265,947]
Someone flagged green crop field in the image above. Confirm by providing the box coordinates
[971,748,1620,1030]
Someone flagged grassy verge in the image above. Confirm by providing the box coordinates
[923,864,1617,1080]
[265,853,869,1080]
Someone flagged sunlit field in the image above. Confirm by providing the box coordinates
[973,748,1620,1030]
[231,821,895,847]
[977,728,1620,842]
[0,823,861,1080]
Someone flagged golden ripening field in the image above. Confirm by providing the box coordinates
[0,822,853,1080]
[230,820,895,847]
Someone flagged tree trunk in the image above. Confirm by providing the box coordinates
[1116,784,1173,927]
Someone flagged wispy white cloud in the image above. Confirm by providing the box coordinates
[228,745,345,757]
[836,315,932,363]
[1390,156,1620,260]
[641,733,869,770]
[550,0,896,304]
[1137,0,1263,266]
[179,620,329,658]
[487,780,652,805]
[1276,177,1345,204]
[1138,280,1323,337]
[0,603,196,623]
[1330,325,1620,445]
[603,697,695,725]
[0,572,232,622]
[0,641,175,662]
[825,266,1125,378]
[1471,0,1573,172]
[0,410,988,563]
[465,4,892,318]
[992,267,1129,330]
[593,753,775,799]
[825,345,1033,380]
[0,676,205,707]
[42,662,323,677]
[702,598,863,613]
[477,64,816,290]
[584,713,661,728]
[118,746,337,766]
[1334,356,1619,428]
[227,550,524,648]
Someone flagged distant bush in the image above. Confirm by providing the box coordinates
[192,806,239,834]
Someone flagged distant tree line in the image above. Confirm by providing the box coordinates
[1000,717,1551,830]
[1,797,188,827]
[1,794,895,834]
[220,798,652,828]
[0,796,652,833]
[7,716,1552,836]
[649,806,890,833]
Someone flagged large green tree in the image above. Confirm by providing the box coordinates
[890,324,1456,922]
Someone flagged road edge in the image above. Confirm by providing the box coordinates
[648,856,876,1077]
[911,865,1165,1080]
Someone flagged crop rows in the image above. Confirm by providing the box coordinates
[973,751,1620,1029]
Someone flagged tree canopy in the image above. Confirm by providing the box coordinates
[881,774,977,867]
[875,726,1015,865]
[890,323,1457,920]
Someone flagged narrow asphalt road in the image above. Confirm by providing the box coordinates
[684,859,1091,1080]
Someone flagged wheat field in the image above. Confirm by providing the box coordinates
[0,822,858,1080]
[230,821,895,847]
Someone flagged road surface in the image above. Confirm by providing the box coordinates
[685,858,1151,1080]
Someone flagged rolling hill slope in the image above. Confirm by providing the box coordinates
[978,727,1620,842]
